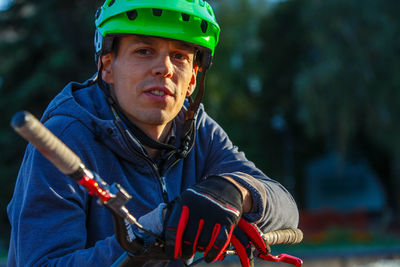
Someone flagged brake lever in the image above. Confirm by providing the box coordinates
[259,253,303,267]
[230,219,303,267]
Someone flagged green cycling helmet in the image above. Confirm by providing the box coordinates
[94,0,220,68]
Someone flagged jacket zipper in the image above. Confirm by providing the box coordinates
[115,121,170,203]
[150,161,169,202]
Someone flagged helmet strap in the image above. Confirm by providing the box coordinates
[185,69,206,121]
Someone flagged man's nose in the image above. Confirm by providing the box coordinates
[152,53,173,78]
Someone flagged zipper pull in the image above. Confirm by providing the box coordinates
[159,176,169,202]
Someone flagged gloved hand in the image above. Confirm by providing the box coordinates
[112,203,170,266]
[112,203,166,255]
[164,176,244,263]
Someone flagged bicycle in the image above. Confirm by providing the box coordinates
[11,111,304,267]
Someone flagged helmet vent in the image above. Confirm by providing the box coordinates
[127,10,138,20]
[201,20,208,33]
[153,9,162,16]
[108,0,115,7]
[181,13,190,21]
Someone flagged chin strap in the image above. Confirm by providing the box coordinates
[178,69,207,158]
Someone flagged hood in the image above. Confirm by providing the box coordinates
[41,77,115,135]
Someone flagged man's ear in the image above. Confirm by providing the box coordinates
[101,53,114,84]
[186,65,199,96]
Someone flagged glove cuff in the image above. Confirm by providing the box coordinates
[194,175,244,213]
[137,203,167,237]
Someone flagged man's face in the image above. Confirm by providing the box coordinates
[102,35,198,131]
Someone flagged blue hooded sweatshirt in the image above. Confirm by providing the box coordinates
[7,78,299,266]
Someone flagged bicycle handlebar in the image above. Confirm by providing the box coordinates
[11,111,147,229]
[262,228,303,246]
[11,111,83,178]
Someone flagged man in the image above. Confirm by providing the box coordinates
[7,0,299,266]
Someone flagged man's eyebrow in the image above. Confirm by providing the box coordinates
[127,36,196,52]
[128,37,156,46]
[175,42,196,52]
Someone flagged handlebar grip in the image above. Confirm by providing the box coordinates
[263,228,303,245]
[11,111,83,177]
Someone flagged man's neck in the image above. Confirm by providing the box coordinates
[143,122,172,160]
[145,123,171,142]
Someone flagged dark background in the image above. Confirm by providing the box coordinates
[1,0,400,262]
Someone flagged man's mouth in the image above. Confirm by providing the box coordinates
[145,86,174,97]
[149,89,167,96]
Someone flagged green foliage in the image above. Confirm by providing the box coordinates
[256,0,400,211]
[295,0,400,155]
[255,0,316,184]
[292,0,400,210]
[0,0,100,248]
[205,0,279,176]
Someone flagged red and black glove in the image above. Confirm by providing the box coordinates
[164,176,243,263]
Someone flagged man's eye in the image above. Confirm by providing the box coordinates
[174,53,184,60]
[174,53,189,62]
[136,49,150,55]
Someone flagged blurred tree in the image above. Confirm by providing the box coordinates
[256,0,400,217]
[0,0,100,248]
[205,0,282,177]
[294,0,400,215]
[255,0,325,201]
